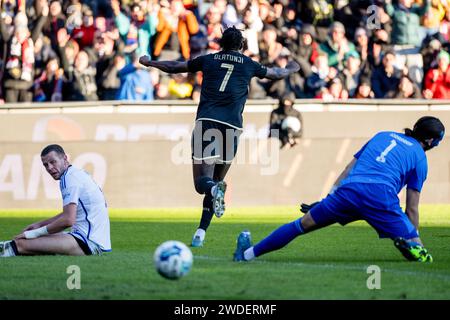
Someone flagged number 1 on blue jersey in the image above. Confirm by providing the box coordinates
[376,139,397,163]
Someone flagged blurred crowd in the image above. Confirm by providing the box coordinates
[0,0,450,104]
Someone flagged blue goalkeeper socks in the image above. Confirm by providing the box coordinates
[253,218,305,258]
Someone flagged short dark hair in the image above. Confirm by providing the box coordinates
[279,91,295,106]
[405,116,445,146]
[41,144,66,157]
[383,50,396,58]
[218,26,244,51]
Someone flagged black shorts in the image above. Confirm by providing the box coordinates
[191,120,242,164]
[70,234,92,255]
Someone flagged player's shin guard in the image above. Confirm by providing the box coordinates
[253,218,305,258]
[199,194,214,231]
[194,176,216,195]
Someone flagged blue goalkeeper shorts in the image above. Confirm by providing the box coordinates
[309,182,418,239]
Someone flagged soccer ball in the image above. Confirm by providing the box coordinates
[281,116,302,133]
[153,240,193,280]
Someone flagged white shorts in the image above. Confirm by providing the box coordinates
[68,230,104,256]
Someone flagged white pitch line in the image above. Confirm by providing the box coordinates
[194,255,450,282]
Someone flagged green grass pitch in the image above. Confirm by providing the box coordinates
[1,205,450,300]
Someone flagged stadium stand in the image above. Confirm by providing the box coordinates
[0,0,449,104]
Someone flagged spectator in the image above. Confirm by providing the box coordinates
[422,0,447,37]
[241,5,263,56]
[385,0,430,47]
[354,27,374,79]
[168,73,193,99]
[117,56,154,101]
[370,27,393,68]
[65,2,83,35]
[153,0,199,60]
[1,0,16,15]
[258,0,277,25]
[371,50,402,98]
[317,77,349,100]
[440,6,450,42]
[424,50,450,99]
[279,4,302,44]
[385,0,431,84]
[43,0,66,52]
[293,24,319,78]
[355,27,369,65]
[64,50,98,101]
[305,53,338,97]
[319,21,358,71]
[340,51,362,98]
[354,79,374,99]
[266,48,304,98]
[72,5,96,49]
[23,2,49,82]
[3,13,35,103]
[298,0,333,43]
[370,4,393,43]
[95,31,123,100]
[213,0,228,16]
[28,0,49,43]
[155,74,171,100]
[259,24,283,65]
[204,5,224,54]
[12,0,48,100]
[333,0,367,40]
[57,27,78,74]
[421,37,443,78]
[0,2,15,102]
[33,56,65,102]
[0,0,448,103]
[112,0,157,62]
[269,91,303,150]
[222,0,250,26]
[33,35,57,81]
[386,75,423,99]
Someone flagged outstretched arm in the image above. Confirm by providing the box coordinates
[405,188,420,231]
[139,55,189,74]
[330,158,357,193]
[264,61,300,80]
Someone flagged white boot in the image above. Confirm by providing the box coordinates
[0,241,16,257]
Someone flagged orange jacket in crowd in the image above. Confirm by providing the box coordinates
[424,67,450,99]
[422,0,447,29]
[153,10,199,60]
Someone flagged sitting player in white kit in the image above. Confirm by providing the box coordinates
[0,144,111,257]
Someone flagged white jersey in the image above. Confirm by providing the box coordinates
[59,165,111,251]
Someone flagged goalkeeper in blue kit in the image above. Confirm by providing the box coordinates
[234,116,445,263]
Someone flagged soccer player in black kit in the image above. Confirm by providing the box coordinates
[139,27,300,247]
